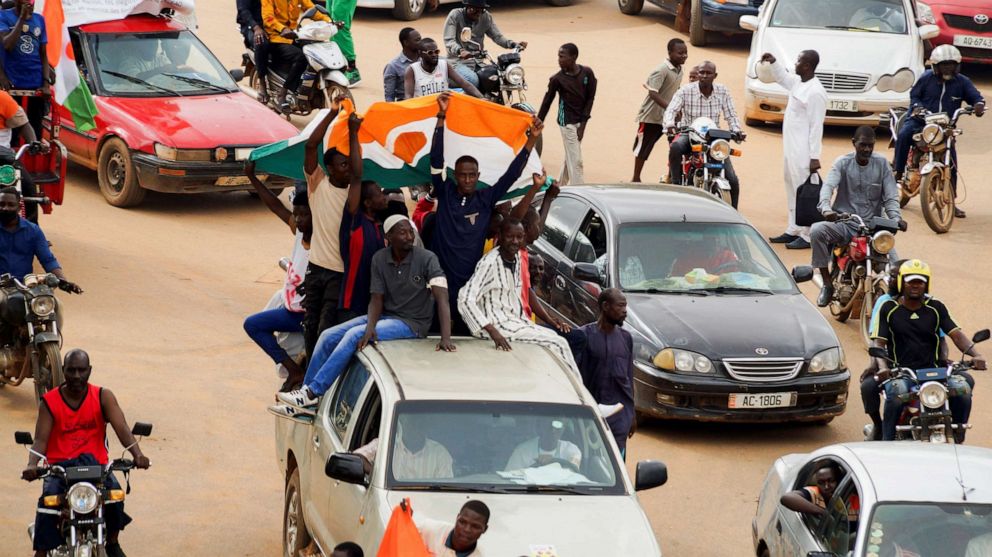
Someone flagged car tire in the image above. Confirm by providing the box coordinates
[392,0,425,21]
[689,0,707,47]
[283,468,312,557]
[618,0,644,15]
[98,137,146,208]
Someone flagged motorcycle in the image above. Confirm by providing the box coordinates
[667,117,744,206]
[865,329,989,443]
[823,214,900,348]
[888,105,974,234]
[16,422,153,557]
[2,141,56,224]
[233,5,351,117]
[0,272,68,403]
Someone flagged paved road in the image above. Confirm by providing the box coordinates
[1,1,990,555]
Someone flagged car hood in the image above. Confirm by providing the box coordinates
[97,92,299,149]
[925,0,985,11]
[382,492,660,556]
[755,27,916,79]
[624,292,839,359]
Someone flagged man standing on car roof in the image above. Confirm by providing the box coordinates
[0,0,50,141]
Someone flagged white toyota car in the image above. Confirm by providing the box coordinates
[739,0,941,126]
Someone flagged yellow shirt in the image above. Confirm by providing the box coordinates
[261,0,329,44]
[305,166,348,272]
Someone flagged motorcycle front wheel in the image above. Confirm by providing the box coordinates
[920,169,954,234]
[711,185,732,206]
[32,342,63,404]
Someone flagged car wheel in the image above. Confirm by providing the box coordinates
[392,0,425,21]
[689,0,707,47]
[283,468,312,557]
[618,0,644,15]
[98,137,146,208]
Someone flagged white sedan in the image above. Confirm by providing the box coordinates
[752,443,992,557]
[739,0,941,126]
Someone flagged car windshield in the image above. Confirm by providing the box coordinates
[89,31,238,96]
[611,222,796,294]
[769,0,908,34]
[386,401,624,495]
[864,503,992,556]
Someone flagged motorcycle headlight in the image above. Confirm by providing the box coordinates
[654,348,714,374]
[505,64,525,86]
[809,347,844,373]
[67,482,99,514]
[919,381,948,409]
[921,123,944,145]
[709,139,731,161]
[30,295,56,317]
[871,231,895,255]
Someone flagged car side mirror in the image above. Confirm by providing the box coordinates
[635,460,667,491]
[739,15,759,31]
[229,68,245,82]
[918,24,940,40]
[15,431,33,445]
[131,422,153,437]
[459,27,472,43]
[868,346,889,360]
[326,453,368,486]
[792,265,814,283]
[972,329,990,344]
[573,263,604,286]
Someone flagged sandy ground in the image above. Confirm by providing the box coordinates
[1,0,991,555]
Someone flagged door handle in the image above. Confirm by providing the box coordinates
[554,276,566,290]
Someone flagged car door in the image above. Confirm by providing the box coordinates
[531,194,591,322]
[773,457,860,557]
[558,206,609,326]
[815,477,862,556]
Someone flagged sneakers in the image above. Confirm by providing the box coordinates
[277,386,320,408]
[268,404,315,420]
[345,68,362,87]
[598,403,624,418]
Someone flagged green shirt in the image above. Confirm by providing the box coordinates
[636,60,683,125]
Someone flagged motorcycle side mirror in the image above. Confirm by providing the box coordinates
[791,265,814,283]
[973,329,990,344]
[459,27,472,43]
[868,347,890,360]
[229,68,245,82]
[131,422,153,437]
[44,274,59,288]
[15,431,33,445]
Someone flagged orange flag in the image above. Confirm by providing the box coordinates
[377,499,432,557]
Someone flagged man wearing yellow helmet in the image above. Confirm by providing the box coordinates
[870,259,986,441]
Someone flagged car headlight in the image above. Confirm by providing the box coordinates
[154,143,177,161]
[654,348,714,374]
[916,1,935,24]
[505,64,525,86]
[67,482,99,514]
[871,231,895,255]
[30,295,56,317]
[154,143,211,162]
[891,68,915,93]
[709,139,731,161]
[919,381,947,409]
[809,347,844,373]
[921,123,944,145]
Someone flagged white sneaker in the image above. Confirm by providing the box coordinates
[598,403,624,418]
[276,386,320,408]
[267,404,315,420]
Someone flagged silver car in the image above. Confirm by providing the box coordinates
[753,443,992,557]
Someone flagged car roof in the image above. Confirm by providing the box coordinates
[370,339,586,404]
[563,184,748,225]
[76,14,187,34]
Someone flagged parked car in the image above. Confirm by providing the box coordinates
[739,0,941,126]
[61,14,297,207]
[529,185,849,423]
[918,0,992,64]
[369,0,573,22]
[753,442,992,557]
[273,339,668,556]
[618,0,762,47]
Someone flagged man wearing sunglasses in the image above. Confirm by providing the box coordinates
[443,0,526,89]
[404,38,483,99]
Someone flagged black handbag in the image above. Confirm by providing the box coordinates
[795,172,824,227]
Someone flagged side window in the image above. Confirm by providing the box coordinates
[350,384,382,452]
[327,360,371,442]
[817,479,860,554]
[569,210,607,264]
[541,196,588,253]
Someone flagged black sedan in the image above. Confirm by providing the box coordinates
[530,185,849,423]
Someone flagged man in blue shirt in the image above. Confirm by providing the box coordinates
[0,0,50,140]
[893,45,984,219]
[382,27,420,102]
[0,187,80,291]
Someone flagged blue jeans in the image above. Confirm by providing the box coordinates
[304,315,415,395]
[454,63,480,88]
[243,307,304,365]
[882,376,972,440]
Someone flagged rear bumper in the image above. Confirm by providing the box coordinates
[634,361,850,422]
[701,0,759,33]
[132,153,294,194]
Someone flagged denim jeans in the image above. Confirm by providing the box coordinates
[304,315,415,396]
[454,63,480,88]
[882,376,973,441]
[243,307,305,365]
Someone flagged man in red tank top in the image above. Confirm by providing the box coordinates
[20,349,150,557]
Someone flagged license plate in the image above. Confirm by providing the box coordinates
[828,99,859,112]
[728,392,797,409]
[953,35,992,50]
[215,175,264,186]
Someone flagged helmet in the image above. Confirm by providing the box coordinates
[897,259,931,293]
[929,45,962,66]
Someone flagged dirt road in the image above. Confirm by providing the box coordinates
[1,1,990,555]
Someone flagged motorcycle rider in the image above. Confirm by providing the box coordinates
[871,259,987,442]
[403,37,483,99]
[237,0,271,104]
[811,126,904,307]
[892,45,984,219]
[663,61,745,208]
[442,0,527,89]
[21,349,151,557]
[260,0,331,112]
[0,186,81,292]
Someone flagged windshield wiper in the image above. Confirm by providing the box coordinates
[504,485,592,495]
[162,73,232,93]
[625,288,710,296]
[706,286,775,295]
[824,25,878,32]
[101,70,183,96]
[397,484,512,494]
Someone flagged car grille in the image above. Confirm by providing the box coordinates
[944,14,991,33]
[959,46,992,60]
[815,72,870,93]
[724,358,804,382]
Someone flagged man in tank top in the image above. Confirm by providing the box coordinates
[404,37,483,100]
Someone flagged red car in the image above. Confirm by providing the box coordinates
[918,0,992,64]
[59,15,298,207]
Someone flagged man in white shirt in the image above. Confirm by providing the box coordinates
[504,419,581,471]
[762,50,827,250]
[403,38,482,99]
[354,414,453,480]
